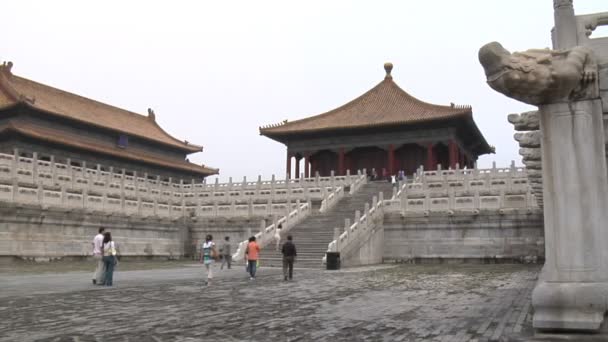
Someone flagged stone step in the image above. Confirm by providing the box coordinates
[262,182,394,269]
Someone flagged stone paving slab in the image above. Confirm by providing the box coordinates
[0,264,543,342]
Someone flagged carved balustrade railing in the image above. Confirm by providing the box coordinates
[323,191,385,262]
[0,151,363,218]
[232,199,312,262]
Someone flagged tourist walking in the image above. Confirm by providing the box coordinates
[101,232,118,286]
[200,234,218,286]
[220,236,232,270]
[91,227,105,285]
[245,236,260,280]
[281,235,297,281]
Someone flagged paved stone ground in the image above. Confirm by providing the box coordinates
[0,263,544,342]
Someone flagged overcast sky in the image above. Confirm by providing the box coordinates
[2,1,606,181]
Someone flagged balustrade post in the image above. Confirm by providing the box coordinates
[11,148,18,180]
[267,198,272,216]
[82,188,87,209]
[372,195,378,208]
[474,190,480,209]
[344,218,351,234]
[67,158,74,187]
[82,161,87,180]
[401,190,408,213]
[257,175,262,190]
[296,199,301,215]
[334,227,341,252]
[214,177,219,191]
[260,218,267,237]
[424,193,430,211]
[50,155,56,185]
[330,170,335,189]
[32,152,38,184]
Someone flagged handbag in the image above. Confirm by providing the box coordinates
[211,246,219,259]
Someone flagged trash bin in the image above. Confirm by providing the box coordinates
[326,252,341,270]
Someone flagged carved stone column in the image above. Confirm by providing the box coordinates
[387,144,395,176]
[426,143,435,171]
[532,99,608,330]
[479,39,608,331]
[338,148,345,176]
[448,140,458,169]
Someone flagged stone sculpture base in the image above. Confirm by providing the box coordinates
[533,278,608,330]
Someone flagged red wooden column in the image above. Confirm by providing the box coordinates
[286,152,292,179]
[304,153,310,178]
[448,140,458,169]
[426,143,435,171]
[388,144,395,176]
[295,156,300,178]
[338,148,345,175]
[459,149,465,168]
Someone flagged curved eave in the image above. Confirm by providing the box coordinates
[18,102,203,153]
[0,123,217,176]
[462,115,493,155]
[260,110,472,139]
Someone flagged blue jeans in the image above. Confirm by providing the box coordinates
[248,260,257,278]
[103,256,116,286]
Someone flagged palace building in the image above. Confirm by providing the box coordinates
[260,63,493,178]
[0,62,217,181]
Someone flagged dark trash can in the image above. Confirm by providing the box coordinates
[326,252,341,270]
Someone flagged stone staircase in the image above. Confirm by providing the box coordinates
[259,181,395,269]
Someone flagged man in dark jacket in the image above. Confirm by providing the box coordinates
[281,235,297,281]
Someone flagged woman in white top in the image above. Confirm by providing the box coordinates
[200,234,218,286]
[102,232,118,286]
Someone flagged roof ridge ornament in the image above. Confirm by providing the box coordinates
[384,62,393,79]
[147,108,156,121]
[1,61,13,75]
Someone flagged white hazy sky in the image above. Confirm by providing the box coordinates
[2,1,606,181]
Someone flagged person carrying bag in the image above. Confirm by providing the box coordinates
[101,232,118,286]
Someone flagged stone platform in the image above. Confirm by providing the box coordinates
[0,262,567,342]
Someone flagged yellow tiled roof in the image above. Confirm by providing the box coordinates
[260,66,473,135]
[0,62,202,152]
